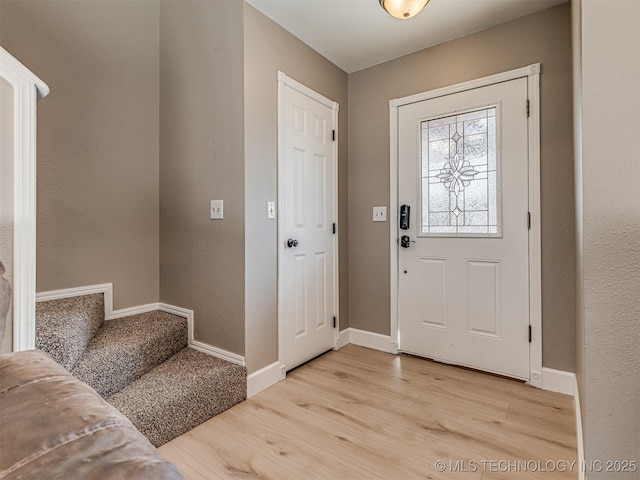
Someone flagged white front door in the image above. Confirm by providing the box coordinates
[279,74,338,371]
[397,77,530,379]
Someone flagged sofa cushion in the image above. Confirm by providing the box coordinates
[0,350,183,480]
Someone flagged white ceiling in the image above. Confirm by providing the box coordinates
[246,0,567,73]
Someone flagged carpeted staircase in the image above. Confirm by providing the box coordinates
[35,293,246,446]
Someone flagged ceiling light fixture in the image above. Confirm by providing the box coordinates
[379,0,430,20]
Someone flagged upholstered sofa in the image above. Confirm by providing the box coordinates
[0,349,183,479]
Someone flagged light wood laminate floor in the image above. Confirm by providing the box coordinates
[159,345,577,479]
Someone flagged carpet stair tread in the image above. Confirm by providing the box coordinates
[36,294,247,448]
[107,347,247,447]
[35,294,105,372]
[71,311,187,398]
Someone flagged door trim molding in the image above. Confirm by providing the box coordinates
[389,64,542,386]
[1,47,49,352]
[276,71,339,376]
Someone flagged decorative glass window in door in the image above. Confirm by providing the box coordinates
[420,106,500,236]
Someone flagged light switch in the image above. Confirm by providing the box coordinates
[210,200,223,219]
[373,206,387,222]
[267,201,276,220]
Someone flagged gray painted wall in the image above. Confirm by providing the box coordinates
[0,0,344,364]
[243,4,349,373]
[348,4,576,372]
[159,1,246,355]
[0,1,160,309]
[577,0,640,473]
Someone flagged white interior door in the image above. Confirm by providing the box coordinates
[397,77,530,379]
[279,75,337,371]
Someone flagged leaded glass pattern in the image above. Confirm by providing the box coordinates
[420,106,500,236]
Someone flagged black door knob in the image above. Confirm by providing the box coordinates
[287,238,299,248]
[401,235,413,248]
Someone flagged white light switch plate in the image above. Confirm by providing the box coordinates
[373,206,387,222]
[267,201,276,220]
[210,200,223,219]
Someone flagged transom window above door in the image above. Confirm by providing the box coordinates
[420,106,501,237]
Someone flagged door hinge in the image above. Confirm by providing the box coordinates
[526,99,530,117]
[332,223,336,234]
[333,316,337,328]
[332,130,336,141]
[528,325,532,343]
[527,212,531,230]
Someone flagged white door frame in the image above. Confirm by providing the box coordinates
[389,64,542,387]
[276,71,339,375]
[0,47,49,352]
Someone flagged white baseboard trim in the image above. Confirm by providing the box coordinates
[542,367,585,478]
[190,340,245,366]
[348,328,395,354]
[159,302,245,367]
[158,303,194,350]
[37,283,114,317]
[541,367,575,396]
[35,284,159,322]
[573,375,586,480]
[247,361,285,398]
[108,303,159,320]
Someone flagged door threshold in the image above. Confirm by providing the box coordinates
[399,351,527,384]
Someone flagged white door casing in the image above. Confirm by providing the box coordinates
[390,64,542,385]
[0,47,49,352]
[277,72,338,372]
